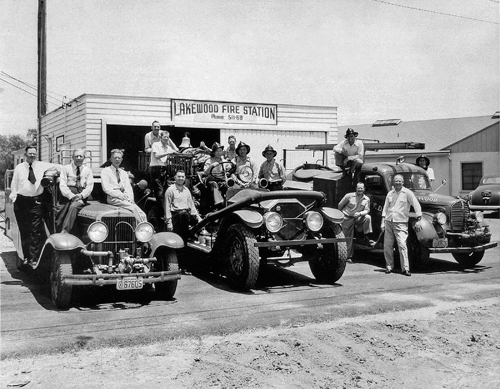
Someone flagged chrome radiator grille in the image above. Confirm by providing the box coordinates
[450,200,469,232]
[100,216,137,255]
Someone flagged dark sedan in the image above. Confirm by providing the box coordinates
[468,174,500,214]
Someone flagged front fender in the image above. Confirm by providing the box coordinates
[412,213,438,244]
[45,233,86,251]
[233,209,263,229]
[320,207,344,224]
[149,232,184,254]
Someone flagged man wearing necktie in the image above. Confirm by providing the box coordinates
[9,146,55,265]
[101,149,146,223]
[56,149,94,233]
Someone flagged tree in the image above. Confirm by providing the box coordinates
[0,129,35,189]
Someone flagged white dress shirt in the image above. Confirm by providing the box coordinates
[10,161,55,202]
[101,166,134,201]
[59,163,94,200]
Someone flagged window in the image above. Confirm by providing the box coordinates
[461,163,482,190]
[372,119,402,127]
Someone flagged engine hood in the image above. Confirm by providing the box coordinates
[78,201,134,220]
[412,190,461,210]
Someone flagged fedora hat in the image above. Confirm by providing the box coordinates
[415,154,430,167]
[262,145,277,158]
[210,142,224,157]
[236,141,251,156]
[344,128,358,138]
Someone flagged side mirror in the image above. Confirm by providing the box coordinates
[442,179,447,185]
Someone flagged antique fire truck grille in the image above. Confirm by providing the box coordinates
[271,202,307,241]
[450,200,469,232]
[100,216,137,254]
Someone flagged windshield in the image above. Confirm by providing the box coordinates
[482,176,500,185]
[387,172,431,191]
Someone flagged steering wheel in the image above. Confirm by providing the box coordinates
[207,161,236,180]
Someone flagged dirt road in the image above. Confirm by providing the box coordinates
[1,218,499,388]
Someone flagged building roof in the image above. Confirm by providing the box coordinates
[339,115,499,152]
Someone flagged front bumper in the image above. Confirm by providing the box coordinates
[429,241,498,254]
[469,204,500,211]
[253,237,350,248]
[62,270,181,286]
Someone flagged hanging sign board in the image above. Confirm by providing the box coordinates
[171,99,277,125]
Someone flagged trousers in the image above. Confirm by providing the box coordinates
[56,186,85,233]
[14,194,44,262]
[341,214,372,258]
[384,221,410,271]
[107,196,147,223]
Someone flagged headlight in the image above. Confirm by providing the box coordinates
[474,211,484,223]
[135,222,154,242]
[87,221,108,243]
[264,212,283,233]
[236,166,254,184]
[304,211,323,232]
[434,212,447,225]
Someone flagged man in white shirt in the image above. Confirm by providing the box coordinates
[144,120,179,153]
[150,130,177,205]
[381,174,422,276]
[9,145,54,265]
[333,128,364,181]
[101,149,146,223]
[56,149,94,233]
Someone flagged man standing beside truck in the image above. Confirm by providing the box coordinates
[381,174,422,276]
[9,145,54,265]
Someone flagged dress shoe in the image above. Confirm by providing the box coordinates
[385,268,392,274]
[402,270,411,277]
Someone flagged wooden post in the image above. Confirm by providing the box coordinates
[37,0,47,160]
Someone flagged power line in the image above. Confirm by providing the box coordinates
[370,0,499,25]
[0,77,60,107]
[0,70,68,101]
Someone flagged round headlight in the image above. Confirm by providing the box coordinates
[305,211,323,232]
[475,211,484,223]
[87,221,108,243]
[264,212,283,233]
[236,166,254,184]
[135,222,154,242]
[434,212,447,225]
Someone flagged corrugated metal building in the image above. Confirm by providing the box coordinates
[339,114,500,196]
[40,94,338,175]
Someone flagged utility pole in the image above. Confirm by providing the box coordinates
[37,0,47,160]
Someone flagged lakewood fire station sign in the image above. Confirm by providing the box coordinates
[171,99,277,125]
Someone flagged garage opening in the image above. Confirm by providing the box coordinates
[105,125,221,177]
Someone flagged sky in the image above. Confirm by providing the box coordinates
[1,0,498,136]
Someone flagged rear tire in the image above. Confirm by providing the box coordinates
[50,251,73,309]
[308,223,347,284]
[223,224,260,290]
[452,252,484,268]
[153,248,179,300]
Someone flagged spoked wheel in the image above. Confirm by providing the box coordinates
[452,252,484,269]
[223,224,260,290]
[153,248,179,300]
[50,251,73,309]
[308,223,347,284]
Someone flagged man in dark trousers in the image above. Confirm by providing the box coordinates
[9,145,54,265]
[56,148,94,233]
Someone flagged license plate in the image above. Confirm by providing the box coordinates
[116,277,143,290]
[433,238,448,248]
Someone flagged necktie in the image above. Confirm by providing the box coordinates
[76,166,82,191]
[116,168,121,183]
[28,164,36,184]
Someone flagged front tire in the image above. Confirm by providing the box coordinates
[308,223,347,284]
[153,248,178,300]
[223,224,260,290]
[407,233,430,271]
[452,252,484,268]
[50,251,73,309]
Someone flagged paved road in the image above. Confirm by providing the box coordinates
[1,218,499,358]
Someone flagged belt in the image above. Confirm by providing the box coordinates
[171,209,190,214]
[17,194,42,200]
